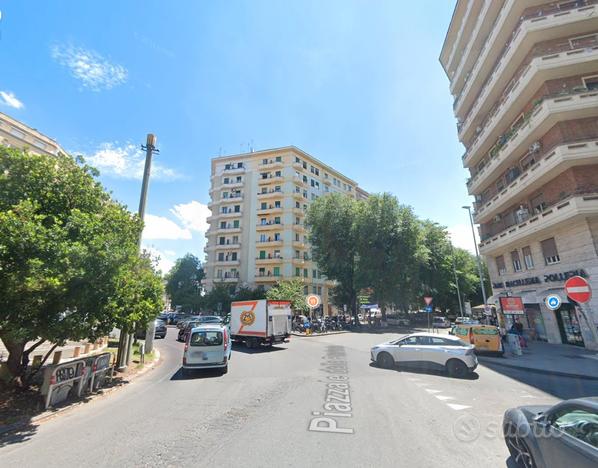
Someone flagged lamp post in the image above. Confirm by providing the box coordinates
[462,205,488,309]
[449,238,464,318]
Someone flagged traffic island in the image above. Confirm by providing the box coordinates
[0,342,161,438]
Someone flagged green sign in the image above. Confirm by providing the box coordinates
[358,295,370,305]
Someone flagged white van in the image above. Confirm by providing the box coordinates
[182,324,231,375]
[432,317,451,328]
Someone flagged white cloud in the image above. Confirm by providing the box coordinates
[84,142,180,180]
[170,200,210,233]
[51,43,127,91]
[142,245,175,274]
[448,224,477,254]
[0,91,24,109]
[142,214,192,240]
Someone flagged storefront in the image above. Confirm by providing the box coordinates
[523,304,548,342]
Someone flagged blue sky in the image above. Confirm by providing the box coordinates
[0,0,474,272]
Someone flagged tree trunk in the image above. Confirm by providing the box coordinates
[1,336,27,384]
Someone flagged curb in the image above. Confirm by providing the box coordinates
[291,331,350,337]
[477,356,598,381]
[0,348,162,437]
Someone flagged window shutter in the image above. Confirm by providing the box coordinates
[540,238,558,258]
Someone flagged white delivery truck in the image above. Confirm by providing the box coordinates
[230,299,292,348]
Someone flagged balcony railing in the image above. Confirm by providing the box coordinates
[217,272,240,279]
[257,221,282,226]
[258,189,283,196]
[257,238,282,244]
[260,159,283,166]
[255,272,281,278]
[464,87,598,167]
[454,0,597,113]
[256,255,283,260]
[462,36,598,150]
[224,164,245,172]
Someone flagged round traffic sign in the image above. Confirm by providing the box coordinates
[306,294,321,309]
[545,294,561,310]
[564,276,592,304]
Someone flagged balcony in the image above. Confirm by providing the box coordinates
[216,258,240,266]
[260,159,283,169]
[255,255,283,265]
[214,225,241,234]
[216,272,240,283]
[213,242,241,250]
[479,192,598,255]
[474,139,598,223]
[460,33,598,145]
[257,205,283,215]
[455,0,598,119]
[258,174,284,185]
[464,89,598,170]
[257,189,283,200]
[255,272,281,283]
[256,238,283,247]
[256,221,283,231]
[292,222,306,232]
[223,164,245,174]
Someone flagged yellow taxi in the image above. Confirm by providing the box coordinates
[452,324,503,355]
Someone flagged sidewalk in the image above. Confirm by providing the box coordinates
[478,340,598,380]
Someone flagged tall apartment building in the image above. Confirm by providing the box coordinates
[441,0,598,349]
[203,146,367,314]
[1,111,65,156]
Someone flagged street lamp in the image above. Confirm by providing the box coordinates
[448,235,464,318]
[462,205,488,309]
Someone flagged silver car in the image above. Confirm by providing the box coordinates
[370,332,477,377]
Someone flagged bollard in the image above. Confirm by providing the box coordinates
[52,350,62,365]
[73,346,81,358]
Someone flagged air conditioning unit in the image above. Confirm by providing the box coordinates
[529,141,541,153]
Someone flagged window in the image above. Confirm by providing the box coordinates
[312,269,317,278]
[259,267,265,276]
[295,250,300,258]
[582,75,598,91]
[551,407,598,448]
[304,286,309,295]
[223,177,230,184]
[496,255,507,275]
[273,267,280,276]
[259,234,266,242]
[295,217,300,225]
[569,33,598,49]
[522,246,534,269]
[274,233,281,241]
[231,252,237,261]
[218,252,224,261]
[259,250,266,259]
[261,187,267,194]
[295,201,300,209]
[318,286,322,295]
[219,237,225,245]
[275,156,282,162]
[295,233,300,241]
[274,200,281,208]
[541,238,560,265]
[312,286,318,294]
[262,158,268,165]
[220,221,227,229]
[295,267,300,276]
[275,170,281,177]
[295,156,301,164]
[302,161,307,169]
[303,175,308,183]
[311,179,315,187]
[233,220,239,228]
[315,168,319,176]
[511,250,522,272]
[216,269,222,279]
[303,268,308,278]
[261,202,267,210]
[234,205,240,213]
[236,176,242,183]
[232,235,239,244]
[274,216,281,224]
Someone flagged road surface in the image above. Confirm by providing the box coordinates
[1,328,597,467]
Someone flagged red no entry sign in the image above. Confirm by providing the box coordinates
[564,276,592,304]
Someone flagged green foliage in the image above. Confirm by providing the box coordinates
[0,147,163,380]
[266,279,309,314]
[165,253,204,312]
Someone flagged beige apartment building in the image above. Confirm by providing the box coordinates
[441,0,598,349]
[203,146,367,314]
[1,111,65,156]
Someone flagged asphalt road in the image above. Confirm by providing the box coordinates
[1,328,597,467]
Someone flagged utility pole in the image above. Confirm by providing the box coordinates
[462,205,488,307]
[117,134,159,371]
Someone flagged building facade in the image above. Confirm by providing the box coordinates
[1,111,65,156]
[203,146,366,314]
[441,0,598,349]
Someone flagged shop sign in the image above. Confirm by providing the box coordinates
[499,296,525,315]
[492,269,588,290]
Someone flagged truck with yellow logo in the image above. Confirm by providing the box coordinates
[230,299,292,348]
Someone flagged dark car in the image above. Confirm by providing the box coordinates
[503,397,598,467]
[177,316,223,342]
[135,319,167,339]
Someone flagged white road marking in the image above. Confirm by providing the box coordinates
[435,395,455,401]
[447,403,471,411]
[425,389,442,394]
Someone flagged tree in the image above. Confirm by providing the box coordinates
[266,280,309,315]
[202,283,234,314]
[165,254,204,312]
[0,147,163,384]
[306,193,360,317]
[355,194,423,317]
[233,286,267,302]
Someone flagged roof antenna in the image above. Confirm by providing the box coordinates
[249,139,254,153]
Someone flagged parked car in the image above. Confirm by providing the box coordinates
[135,319,167,339]
[370,332,477,378]
[432,316,451,328]
[503,397,598,468]
[178,316,223,342]
[452,324,503,355]
[182,324,231,375]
